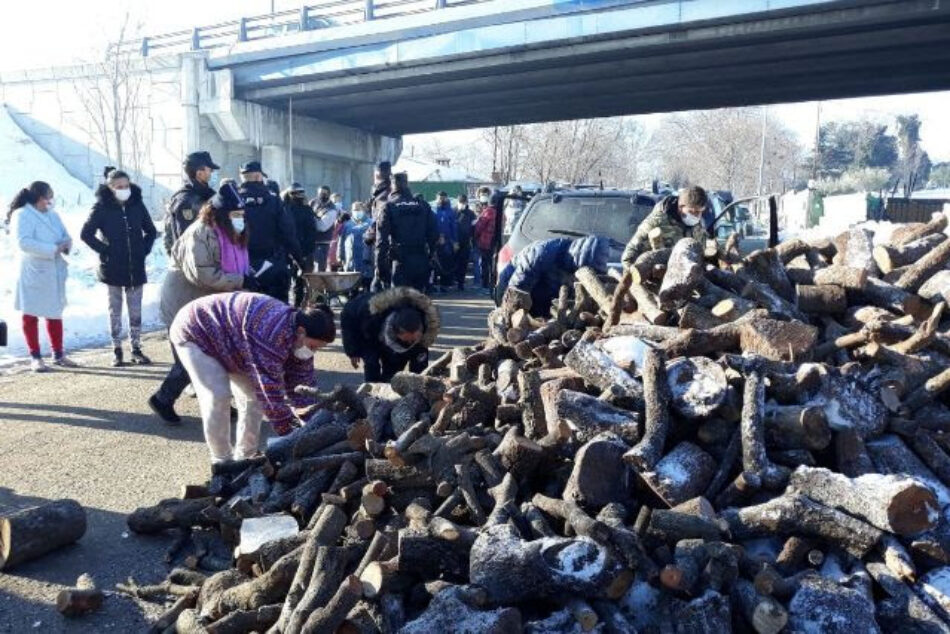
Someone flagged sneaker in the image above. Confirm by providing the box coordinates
[148,393,182,425]
[112,347,125,367]
[184,384,197,398]
[30,357,50,373]
[130,348,152,365]
[52,353,78,368]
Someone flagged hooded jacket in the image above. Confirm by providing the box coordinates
[341,287,440,360]
[81,184,157,287]
[496,235,611,317]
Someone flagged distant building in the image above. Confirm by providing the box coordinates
[393,156,491,201]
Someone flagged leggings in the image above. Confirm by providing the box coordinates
[22,314,63,357]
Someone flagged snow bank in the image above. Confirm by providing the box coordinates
[0,106,167,365]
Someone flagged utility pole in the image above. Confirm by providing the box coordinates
[812,101,822,181]
[757,105,768,196]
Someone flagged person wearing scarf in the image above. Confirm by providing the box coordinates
[150,182,257,425]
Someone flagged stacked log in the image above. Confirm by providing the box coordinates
[124,215,950,633]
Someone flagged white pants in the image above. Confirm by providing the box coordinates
[173,341,264,463]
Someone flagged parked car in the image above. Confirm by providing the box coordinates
[496,188,659,280]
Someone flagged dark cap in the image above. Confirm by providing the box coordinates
[376,161,392,174]
[391,172,409,185]
[210,182,244,212]
[240,161,263,174]
[184,151,219,171]
[437,191,448,198]
[290,182,305,193]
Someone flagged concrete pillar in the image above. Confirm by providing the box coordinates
[262,144,290,189]
[180,55,203,154]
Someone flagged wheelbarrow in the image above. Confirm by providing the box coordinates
[302,271,363,307]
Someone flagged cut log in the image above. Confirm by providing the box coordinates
[658,238,704,308]
[646,509,725,544]
[563,339,643,402]
[722,492,883,558]
[606,270,634,328]
[639,442,717,508]
[553,389,641,445]
[678,303,724,330]
[734,578,788,634]
[812,265,868,290]
[629,282,670,325]
[575,266,614,315]
[399,586,522,634]
[742,281,807,322]
[895,238,950,292]
[631,247,671,285]
[1,499,87,569]
[786,575,879,634]
[866,561,945,633]
[850,276,929,320]
[902,366,950,414]
[893,212,948,246]
[531,494,610,543]
[920,270,950,305]
[835,430,875,477]
[866,435,950,506]
[624,347,670,471]
[741,248,795,301]
[740,361,789,490]
[493,427,544,482]
[56,574,104,617]
[874,233,947,274]
[665,356,727,419]
[563,435,630,508]
[670,590,732,632]
[795,284,846,314]
[787,465,937,535]
[299,575,363,634]
[469,524,620,603]
[764,405,831,451]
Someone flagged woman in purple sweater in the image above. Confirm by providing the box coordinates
[170,292,334,463]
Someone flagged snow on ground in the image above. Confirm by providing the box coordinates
[0,106,167,366]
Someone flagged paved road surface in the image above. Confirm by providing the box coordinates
[0,291,492,633]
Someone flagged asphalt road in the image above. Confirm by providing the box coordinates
[0,290,492,633]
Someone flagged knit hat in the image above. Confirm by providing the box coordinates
[210,182,245,211]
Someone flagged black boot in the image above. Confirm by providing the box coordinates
[131,347,152,365]
[148,393,182,425]
[112,347,124,367]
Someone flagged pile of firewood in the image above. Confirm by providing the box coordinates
[125,213,950,633]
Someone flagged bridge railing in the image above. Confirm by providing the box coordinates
[115,0,491,57]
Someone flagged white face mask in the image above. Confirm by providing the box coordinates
[294,345,315,360]
[231,217,246,233]
[115,188,132,202]
[479,196,489,204]
[682,213,701,227]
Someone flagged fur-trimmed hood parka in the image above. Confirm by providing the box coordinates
[341,286,440,359]
[80,183,158,287]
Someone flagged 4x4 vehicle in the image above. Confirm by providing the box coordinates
[496,189,659,275]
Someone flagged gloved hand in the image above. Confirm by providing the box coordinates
[242,274,261,291]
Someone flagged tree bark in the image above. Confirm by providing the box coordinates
[1,499,87,569]
[624,347,670,471]
[659,238,704,308]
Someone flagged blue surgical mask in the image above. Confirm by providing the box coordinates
[354,212,367,222]
[208,172,220,188]
[231,217,246,233]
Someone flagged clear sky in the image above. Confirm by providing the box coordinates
[6,1,949,162]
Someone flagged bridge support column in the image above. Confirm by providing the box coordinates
[262,144,290,189]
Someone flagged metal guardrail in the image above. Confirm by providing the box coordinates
[114,0,490,57]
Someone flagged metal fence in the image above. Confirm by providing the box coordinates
[115,0,491,57]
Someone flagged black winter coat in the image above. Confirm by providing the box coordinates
[285,197,318,255]
[164,178,214,254]
[340,286,440,359]
[81,184,157,287]
[240,181,303,266]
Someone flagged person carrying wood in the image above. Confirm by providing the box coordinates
[495,235,611,317]
[169,292,335,463]
[622,185,711,269]
[341,286,440,382]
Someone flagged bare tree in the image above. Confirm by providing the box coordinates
[647,108,803,197]
[72,12,149,176]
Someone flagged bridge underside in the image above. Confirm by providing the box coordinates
[234,0,950,136]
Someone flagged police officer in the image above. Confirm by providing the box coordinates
[164,151,219,254]
[238,161,304,302]
[376,172,438,293]
[365,161,392,291]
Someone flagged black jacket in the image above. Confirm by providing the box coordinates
[341,286,440,359]
[456,206,477,248]
[81,184,157,287]
[285,196,317,255]
[376,192,438,264]
[164,178,214,254]
[240,181,303,267]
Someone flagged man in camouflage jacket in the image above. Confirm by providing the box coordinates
[622,185,711,269]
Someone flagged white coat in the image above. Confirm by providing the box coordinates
[13,204,71,319]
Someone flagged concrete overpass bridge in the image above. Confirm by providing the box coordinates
[2,0,948,209]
